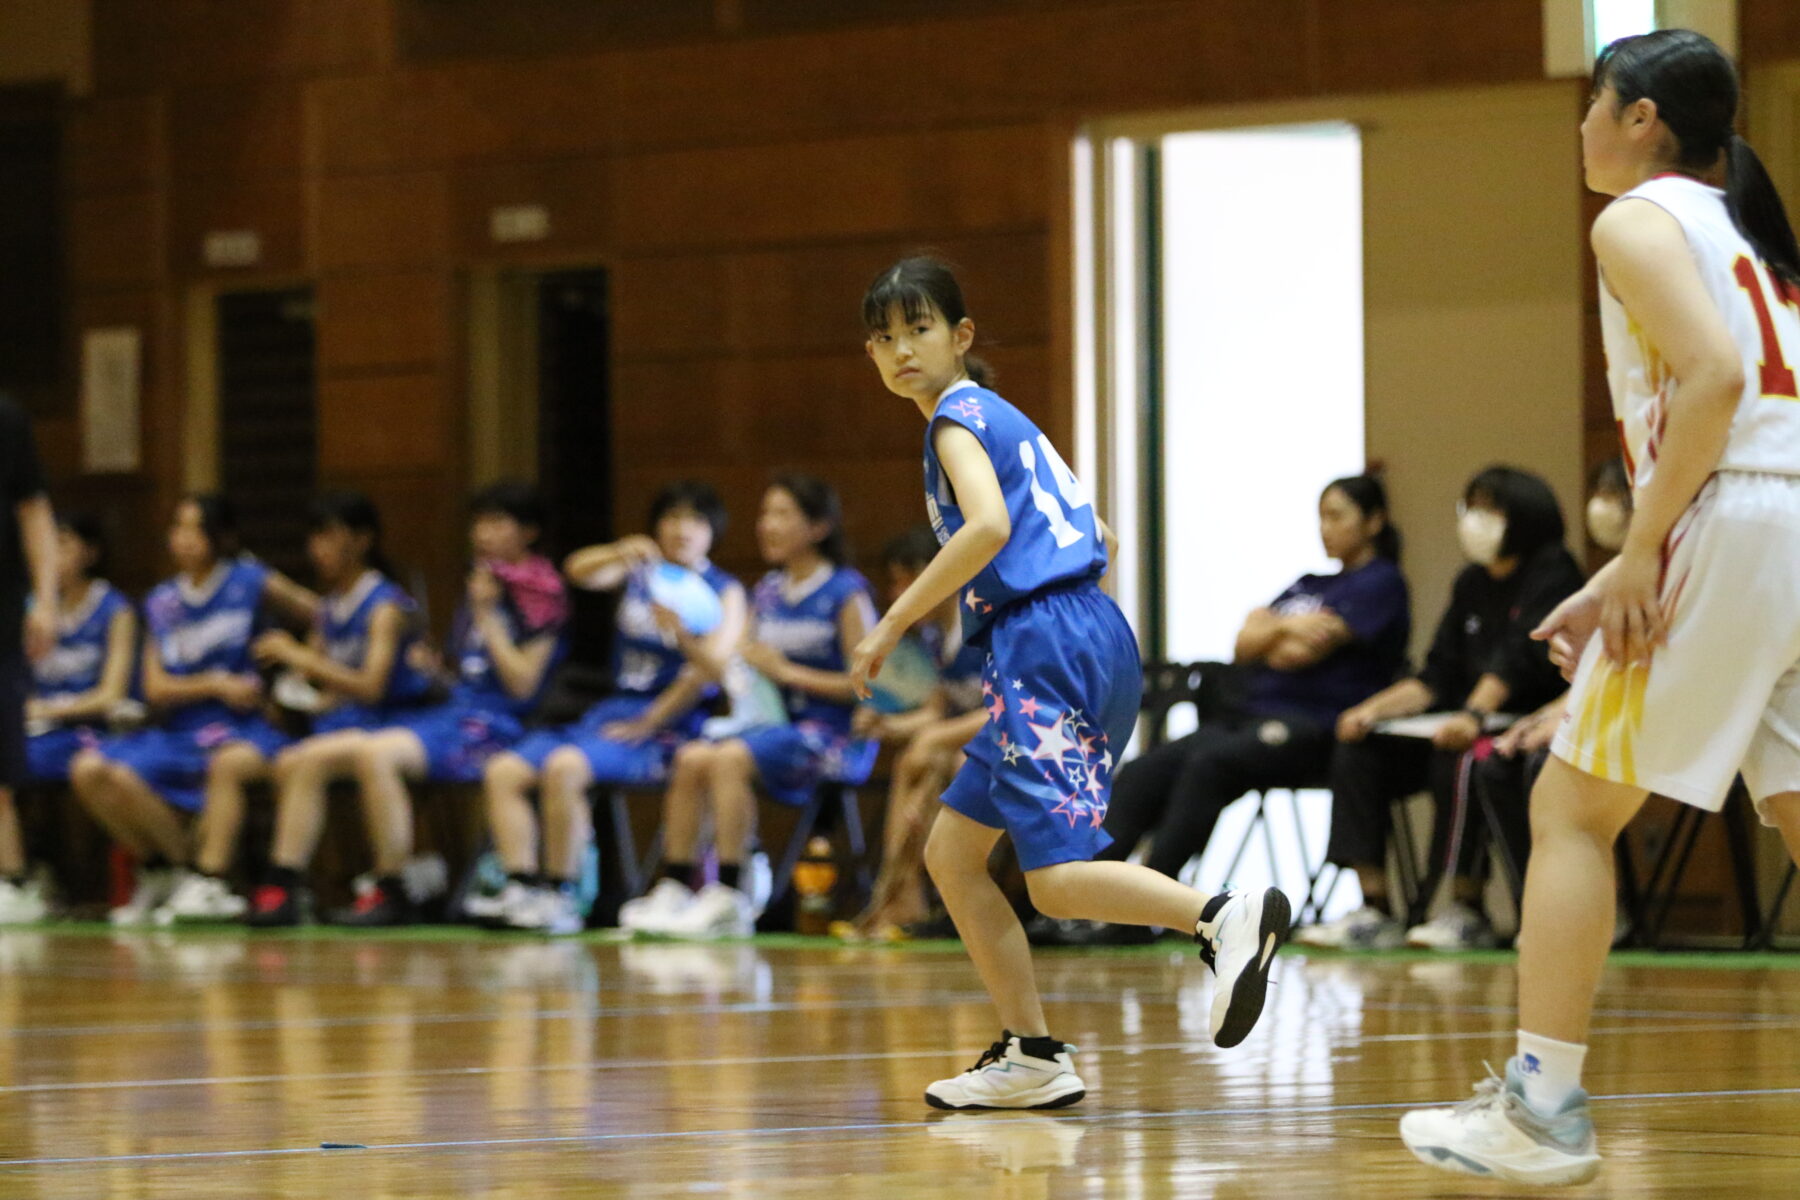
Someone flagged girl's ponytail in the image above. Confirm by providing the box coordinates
[1726,133,1800,288]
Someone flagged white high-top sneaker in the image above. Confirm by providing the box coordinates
[1400,1059,1602,1185]
[468,880,535,927]
[1293,904,1405,951]
[154,873,248,925]
[1194,886,1291,1048]
[109,867,182,927]
[924,1033,1086,1111]
[1405,900,1498,950]
[618,878,695,936]
[0,879,48,925]
[665,883,754,940]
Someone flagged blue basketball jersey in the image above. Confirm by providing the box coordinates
[31,582,132,703]
[317,571,435,715]
[613,562,737,696]
[923,382,1108,642]
[448,598,567,716]
[751,565,875,734]
[143,559,270,730]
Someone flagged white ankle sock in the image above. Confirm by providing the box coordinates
[1516,1030,1587,1115]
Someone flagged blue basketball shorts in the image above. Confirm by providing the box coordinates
[100,717,291,813]
[730,721,878,807]
[386,702,525,784]
[941,583,1143,870]
[509,695,689,787]
[25,725,105,784]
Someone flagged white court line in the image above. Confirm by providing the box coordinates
[3,1083,1799,1170]
[0,1017,1790,1097]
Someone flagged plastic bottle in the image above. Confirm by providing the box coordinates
[792,836,838,936]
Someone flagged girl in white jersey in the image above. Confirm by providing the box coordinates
[1402,30,1800,1186]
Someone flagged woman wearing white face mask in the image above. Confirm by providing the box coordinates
[1295,466,1585,952]
[1472,461,1634,920]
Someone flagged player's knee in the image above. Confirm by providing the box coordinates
[209,743,263,783]
[483,751,533,791]
[1025,866,1080,920]
[70,750,109,794]
[543,748,591,791]
[707,741,752,781]
[671,742,713,777]
[924,819,981,885]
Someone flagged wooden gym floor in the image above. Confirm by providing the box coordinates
[0,929,1792,1197]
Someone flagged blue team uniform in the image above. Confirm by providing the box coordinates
[25,582,132,782]
[100,560,289,812]
[926,381,1143,870]
[386,590,567,783]
[729,565,879,806]
[310,571,436,735]
[512,563,739,784]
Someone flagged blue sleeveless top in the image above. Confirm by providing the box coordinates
[315,571,435,728]
[143,559,269,730]
[448,597,567,717]
[751,565,874,734]
[923,382,1107,643]
[31,582,132,705]
[613,562,738,696]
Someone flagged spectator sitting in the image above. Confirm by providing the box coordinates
[13,514,137,923]
[834,526,989,941]
[71,495,317,926]
[242,492,436,926]
[1043,474,1411,947]
[473,481,746,935]
[619,474,877,940]
[1295,465,1583,952]
[1473,458,1634,913]
[342,481,568,926]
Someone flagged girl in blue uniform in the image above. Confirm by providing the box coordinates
[243,492,434,926]
[71,495,317,926]
[5,515,137,923]
[623,474,877,940]
[851,257,1289,1110]
[477,481,746,935]
[344,481,567,926]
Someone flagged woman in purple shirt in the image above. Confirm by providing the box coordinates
[1047,477,1409,945]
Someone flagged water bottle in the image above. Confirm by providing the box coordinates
[792,836,838,936]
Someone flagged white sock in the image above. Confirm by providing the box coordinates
[1515,1030,1587,1115]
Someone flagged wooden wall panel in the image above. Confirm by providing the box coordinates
[314,172,450,271]
[93,0,385,92]
[317,373,452,473]
[396,0,715,64]
[449,158,615,261]
[169,84,305,179]
[613,125,1049,253]
[169,175,305,278]
[69,192,159,288]
[1314,0,1542,93]
[309,59,618,175]
[317,272,449,373]
[66,94,158,195]
[1743,0,1800,63]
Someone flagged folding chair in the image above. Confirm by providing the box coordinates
[1627,780,1763,949]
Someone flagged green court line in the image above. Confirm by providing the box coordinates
[19,922,1800,969]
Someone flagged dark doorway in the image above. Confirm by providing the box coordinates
[217,289,317,580]
[0,86,61,418]
[535,270,613,668]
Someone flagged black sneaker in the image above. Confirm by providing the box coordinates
[245,881,312,928]
[330,882,416,927]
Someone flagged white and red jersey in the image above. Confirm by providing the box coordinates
[1600,173,1800,487]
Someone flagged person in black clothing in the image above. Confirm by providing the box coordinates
[1474,459,1634,901]
[0,395,59,907]
[1296,466,1584,952]
[1036,477,1411,947]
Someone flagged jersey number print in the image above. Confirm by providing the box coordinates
[1733,255,1800,400]
[1020,436,1092,548]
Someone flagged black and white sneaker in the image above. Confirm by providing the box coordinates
[924,1032,1087,1110]
[1195,886,1291,1048]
